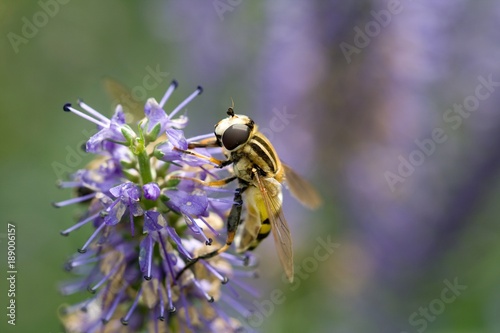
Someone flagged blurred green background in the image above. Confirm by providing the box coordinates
[2,1,500,332]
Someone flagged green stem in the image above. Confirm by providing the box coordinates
[137,144,153,185]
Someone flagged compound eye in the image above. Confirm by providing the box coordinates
[222,124,251,150]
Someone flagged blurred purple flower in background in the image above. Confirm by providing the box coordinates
[55,82,259,332]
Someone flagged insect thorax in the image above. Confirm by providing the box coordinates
[230,141,279,183]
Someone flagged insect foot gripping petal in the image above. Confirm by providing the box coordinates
[175,186,245,282]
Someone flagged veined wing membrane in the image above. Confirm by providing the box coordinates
[103,78,144,123]
[252,168,294,282]
[282,163,322,209]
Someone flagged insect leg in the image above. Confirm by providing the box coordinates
[187,137,218,148]
[173,147,232,168]
[175,184,247,281]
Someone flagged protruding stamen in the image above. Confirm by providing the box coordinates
[64,255,100,271]
[59,279,87,295]
[166,226,192,260]
[168,86,203,120]
[219,252,257,267]
[101,291,123,324]
[221,294,253,319]
[157,282,165,321]
[227,274,260,298]
[144,236,154,280]
[88,262,120,294]
[187,133,215,142]
[164,273,175,312]
[78,222,106,254]
[192,279,214,303]
[224,281,241,299]
[158,234,177,279]
[60,212,100,236]
[56,180,80,188]
[62,104,109,128]
[79,294,99,313]
[178,292,194,330]
[201,261,228,284]
[159,80,179,108]
[229,270,259,279]
[77,99,111,124]
[197,216,220,237]
[184,215,211,245]
[121,287,143,325]
[212,305,241,333]
[52,193,96,208]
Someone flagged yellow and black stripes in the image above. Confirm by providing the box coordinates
[246,133,279,174]
[247,218,271,251]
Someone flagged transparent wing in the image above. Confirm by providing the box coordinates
[253,169,294,282]
[282,163,322,209]
[103,78,144,123]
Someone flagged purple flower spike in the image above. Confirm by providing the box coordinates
[57,81,256,333]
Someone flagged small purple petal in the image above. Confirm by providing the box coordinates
[144,98,167,133]
[157,141,182,162]
[103,200,124,226]
[164,189,208,217]
[143,211,166,233]
[165,128,188,150]
[108,182,143,217]
[169,114,188,129]
[86,106,126,153]
[110,182,140,201]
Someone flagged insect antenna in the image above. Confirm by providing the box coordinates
[227,98,235,116]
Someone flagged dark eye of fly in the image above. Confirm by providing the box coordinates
[222,124,251,150]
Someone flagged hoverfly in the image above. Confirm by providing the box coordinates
[175,106,321,282]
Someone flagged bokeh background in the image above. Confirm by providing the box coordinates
[2,1,500,332]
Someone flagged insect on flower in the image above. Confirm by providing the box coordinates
[54,80,264,333]
[174,104,322,283]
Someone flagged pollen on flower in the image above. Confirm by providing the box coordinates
[55,81,259,333]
